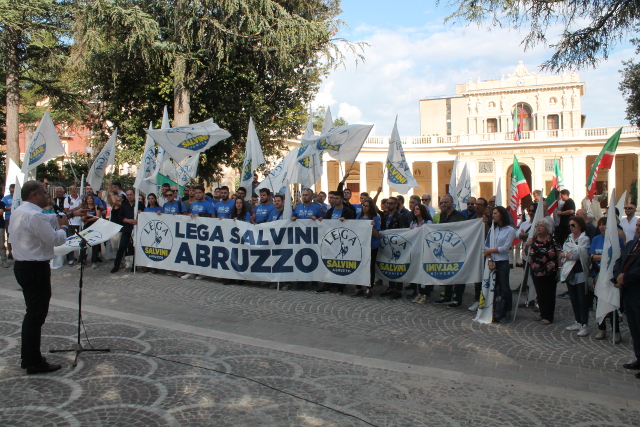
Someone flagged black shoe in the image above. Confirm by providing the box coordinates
[20,359,26,369]
[623,361,640,370]
[350,289,364,297]
[509,263,514,269]
[315,288,328,294]
[379,289,394,297]
[446,301,461,308]
[434,298,452,304]
[364,289,372,299]
[515,263,524,268]
[27,360,61,375]
[110,267,119,273]
[389,290,402,300]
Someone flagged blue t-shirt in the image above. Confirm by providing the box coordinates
[268,209,285,222]
[352,204,362,218]
[2,195,13,220]
[144,206,163,213]
[205,195,215,203]
[189,200,216,216]
[163,200,187,215]
[588,234,625,274]
[293,203,322,219]
[359,215,380,249]
[215,199,236,218]
[331,208,344,220]
[254,203,275,223]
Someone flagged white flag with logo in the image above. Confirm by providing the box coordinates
[134,122,159,196]
[595,188,622,324]
[616,190,627,220]
[264,148,297,195]
[175,155,199,188]
[54,219,123,256]
[21,111,66,175]
[386,118,417,194]
[87,129,117,192]
[240,117,266,200]
[448,156,459,210]
[474,225,495,324]
[456,162,471,211]
[145,118,230,163]
[322,107,333,133]
[12,176,23,211]
[300,124,373,164]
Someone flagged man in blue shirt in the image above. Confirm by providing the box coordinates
[254,188,275,223]
[158,190,187,215]
[268,194,286,222]
[214,186,235,218]
[2,184,14,260]
[292,189,322,220]
[189,185,216,217]
[460,197,478,220]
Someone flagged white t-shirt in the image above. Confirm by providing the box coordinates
[64,195,83,226]
[621,216,639,243]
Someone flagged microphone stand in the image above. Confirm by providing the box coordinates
[50,211,110,366]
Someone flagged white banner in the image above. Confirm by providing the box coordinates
[456,162,472,211]
[386,119,417,194]
[375,219,484,285]
[135,214,372,285]
[87,130,117,192]
[54,219,123,256]
[300,124,373,164]
[240,117,266,199]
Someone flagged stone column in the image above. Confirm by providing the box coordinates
[406,161,414,196]
[340,161,346,180]
[533,157,543,192]
[359,161,367,194]
[321,159,328,192]
[430,160,439,203]
[562,156,574,197]
[382,160,390,197]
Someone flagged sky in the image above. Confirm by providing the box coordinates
[311,0,635,136]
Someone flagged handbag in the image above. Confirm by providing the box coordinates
[493,293,506,322]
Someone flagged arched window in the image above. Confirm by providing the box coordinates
[513,104,533,131]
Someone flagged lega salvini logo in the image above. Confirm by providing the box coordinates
[423,230,466,279]
[377,233,411,280]
[140,220,173,261]
[320,227,362,276]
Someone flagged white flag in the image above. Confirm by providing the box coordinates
[175,155,199,188]
[162,159,178,183]
[54,218,123,256]
[595,188,622,324]
[322,107,333,133]
[240,117,266,200]
[616,190,627,220]
[300,124,373,164]
[134,122,159,196]
[495,177,504,207]
[386,118,417,194]
[264,148,297,195]
[12,176,23,211]
[305,108,316,138]
[474,225,495,324]
[4,159,22,196]
[87,130,117,192]
[448,156,459,210]
[21,111,66,175]
[145,118,230,163]
[456,163,472,211]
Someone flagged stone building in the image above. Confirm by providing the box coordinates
[313,62,639,208]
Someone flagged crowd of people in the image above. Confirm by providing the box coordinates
[3,174,640,378]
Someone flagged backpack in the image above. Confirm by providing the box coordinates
[493,293,506,322]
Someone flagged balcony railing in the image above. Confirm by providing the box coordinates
[362,125,638,146]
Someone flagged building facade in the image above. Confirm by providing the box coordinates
[312,62,639,208]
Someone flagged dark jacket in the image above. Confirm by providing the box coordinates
[613,238,640,291]
[381,211,409,230]
[440,209,465,223]
[324,205,356,220]
[119,200,145,233]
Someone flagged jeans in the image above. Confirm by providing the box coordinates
[624,288,640,360]
[494,260,512,312]
[113,231,133,269]
[532,274,557,322]
[567,282,589,325]
[14,261,51,365]
[0,228,6,261]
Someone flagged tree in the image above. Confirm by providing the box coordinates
[311,105,348,132]
[442,0,640,71]
[0,0,79,172]
[71,0,362,182]
[620,39,640,126]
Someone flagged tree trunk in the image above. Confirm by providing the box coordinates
[173,56,191,127]
[5,25,21,172]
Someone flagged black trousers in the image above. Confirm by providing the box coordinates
[444,284,466,304]
[14,261,51,365]
[113,231,133,269]
[624,289,640,361]
[531,274,557,322]
[358,247,378,290]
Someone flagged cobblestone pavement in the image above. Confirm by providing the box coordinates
[1,261,640,426]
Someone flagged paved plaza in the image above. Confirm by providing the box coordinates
[1,261,639,426]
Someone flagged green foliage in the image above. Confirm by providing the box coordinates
[620,40,640,126]
[312,105,348,131]
[442,0,640,71]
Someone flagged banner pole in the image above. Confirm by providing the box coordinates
[133,187,140,274]
[612,310,616,345]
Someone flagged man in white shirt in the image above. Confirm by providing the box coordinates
[621,204,639,243]
[63,185,83,266]
[9,181,69,374]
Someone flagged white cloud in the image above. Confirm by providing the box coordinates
[318,23,633,136]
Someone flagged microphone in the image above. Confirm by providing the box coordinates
[50,202,71,219]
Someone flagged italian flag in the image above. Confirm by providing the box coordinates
[545,155,564,214]
[586,128,622,201]
[509,155,530,227]
[513,105,523,141]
